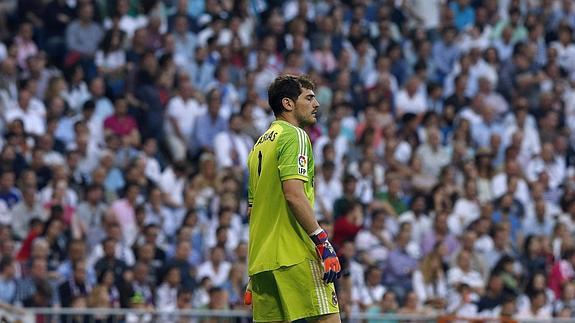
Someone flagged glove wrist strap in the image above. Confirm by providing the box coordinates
[310,228,328,245]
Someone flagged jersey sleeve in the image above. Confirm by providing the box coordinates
[277,126,310,182]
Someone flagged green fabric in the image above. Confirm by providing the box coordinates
[247,120,316,275]
[375,192,408,215]
[251,260,339,322]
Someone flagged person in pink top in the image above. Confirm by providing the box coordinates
[103,96,140,146]
[549,248,575,299]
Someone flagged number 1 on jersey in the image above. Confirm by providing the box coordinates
[257,151,262,176]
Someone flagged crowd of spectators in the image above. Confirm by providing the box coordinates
[0,0,575,321]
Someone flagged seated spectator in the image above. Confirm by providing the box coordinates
[333,200,363,248]
[358,265,386,309]
[92,237,130,282]
[476,275,506,314]
[197,246,231,288]
[59,260,90,307]
[16,257,50,305]
[355,209,394,264]
[447,250,485,296]
[516,290,552,320]
[156,266,181,311]
[421,211,459,256]
[163,240,196,291]
[412,246,447,310]
[191,89,227,155]
[383,225,418,300]
[374,176,408,217]
[65,3,103,59]
[103,96,140,148]
[0,256,17,304]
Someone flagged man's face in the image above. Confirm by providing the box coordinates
[74,263,86,282]
[293,88,319,127]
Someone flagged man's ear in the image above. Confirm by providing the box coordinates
[282,97,294,112]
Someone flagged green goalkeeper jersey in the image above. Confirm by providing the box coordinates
[247,120,316,276]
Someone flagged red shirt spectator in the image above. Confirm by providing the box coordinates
[333,201,363,248]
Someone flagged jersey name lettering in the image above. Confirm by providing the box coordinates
[255,131,278,146]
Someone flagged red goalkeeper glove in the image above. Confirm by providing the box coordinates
[310,229,342,283]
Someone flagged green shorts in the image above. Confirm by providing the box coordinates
[251,259,340,322]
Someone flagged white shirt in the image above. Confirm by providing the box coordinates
[447,267,484,289]
[196,261,231,287]
[355,229,392,263]
[155,283,178,312]
[412,270,448,305]
[526,156,566,190]
[313,135,349,166]
[359,284,386,307]
[551,41,575,78]
[449,198,480,236]
[95,50,126,69]
[5,106,45,136]
[104,15,147,39]
[159,167,186,207]
[398,211,432,244]
[143,154,162,185]
[516,305,552,320]
[213,130,253,170]
[166,96,205,140]
[458,108,483,126]
[63,82,90,113]
[394,89,427,116]
[415,144,451,178]
[314,174,343,218]
[491,173,531,207]
[408,0,444,29]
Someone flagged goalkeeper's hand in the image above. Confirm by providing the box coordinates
[310,229,342,283]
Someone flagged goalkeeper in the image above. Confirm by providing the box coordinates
[246,74,342,322]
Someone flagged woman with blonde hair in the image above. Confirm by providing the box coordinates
[87,285,111,323]
[412,242,448,310]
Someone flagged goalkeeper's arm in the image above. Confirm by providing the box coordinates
[282,179,341,283]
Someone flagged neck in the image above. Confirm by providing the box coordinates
[277,115,301,128]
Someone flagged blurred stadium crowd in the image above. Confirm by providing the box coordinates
[1,0,575,321]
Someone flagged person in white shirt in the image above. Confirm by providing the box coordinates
[491,159,531,207]
[394,76,427,117]
[314,161,342,221]
[155,266,181,312]
[502,99,540,168]
[355,210,394,264]
[213,114,253,171]
[551,26,575,80]
[412,251,448,308]
[405,0,444,32]
[196,246,231,288]
[359,266,387,308]
[313,118,349,166]
[449,180,481,236]
[158,162,187,209]
[103,0,147,39]
[415,127,451,178]
[526,142,566,190]
[165,80,206,161]
[398,194,432,245]
[516,290,552,320]
[5,88,45,136]
[447,250,485,294]
[141,138,161,185]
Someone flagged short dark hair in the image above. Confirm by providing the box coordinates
[267,75,315,117]
[0,256,13,272]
